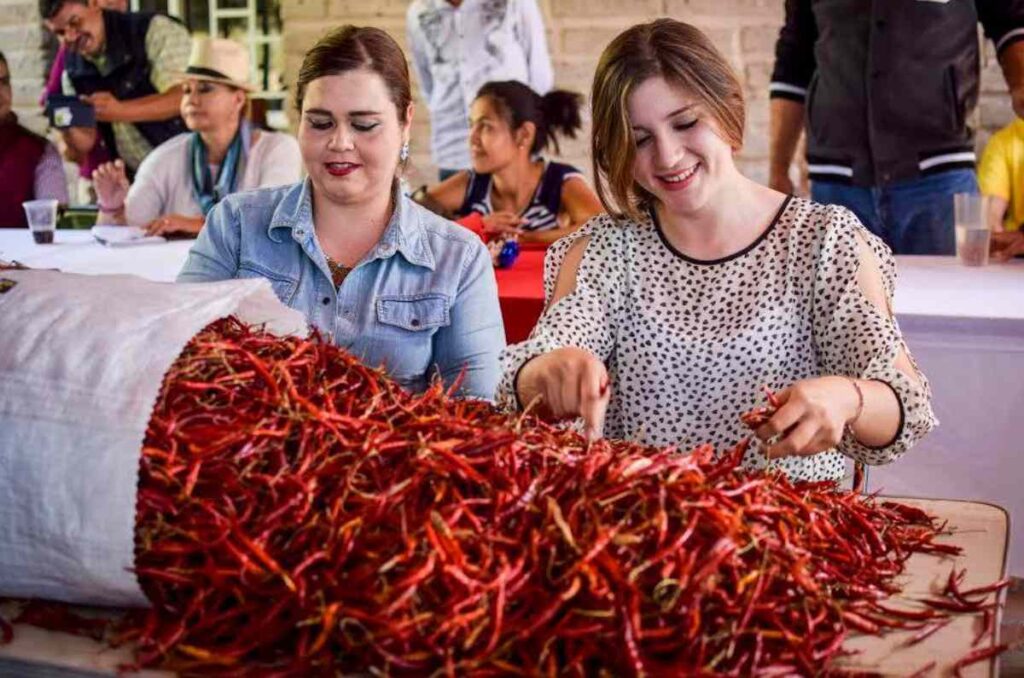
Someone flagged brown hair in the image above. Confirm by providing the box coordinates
[295,26,411,123]
[590,19,745,220]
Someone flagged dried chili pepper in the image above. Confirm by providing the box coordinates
[952,643,1008,678]
[6,318,1009,677]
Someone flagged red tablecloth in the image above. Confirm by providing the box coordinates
[494,246,545,344]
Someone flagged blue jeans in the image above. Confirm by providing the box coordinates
[811,169,978,255]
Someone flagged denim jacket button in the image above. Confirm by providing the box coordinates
[410,318,420,327]
[322,296,330,305]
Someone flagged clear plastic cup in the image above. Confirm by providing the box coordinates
[22,199,59,245]
[953,193,989,267]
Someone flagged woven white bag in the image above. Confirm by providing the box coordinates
[0,270,305,606]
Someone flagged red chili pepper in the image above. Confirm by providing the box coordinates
[972,609,993,648]
[21,318,999,676]
[841,610,880,634]
[953,643,1009,678]
[906,660,937,678]
[959,577,1011,598]
[900,618,951,647]
[918,597,997,614]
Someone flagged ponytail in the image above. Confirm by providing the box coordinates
[476,80,584,156]
[539,89,583,155]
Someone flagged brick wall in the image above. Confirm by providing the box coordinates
[281,0,1020,191]
[1,0,49,135]
[0,1,1015,185]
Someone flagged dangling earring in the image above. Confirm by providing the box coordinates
[399,142,410,163]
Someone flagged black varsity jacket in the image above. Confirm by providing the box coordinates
[771,0,1024,187]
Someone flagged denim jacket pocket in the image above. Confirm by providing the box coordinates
[237,262,299,306]
[376,293,451,332]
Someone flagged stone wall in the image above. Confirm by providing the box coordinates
[1,0,50,135]
[280,0,1018,191]
[0,1,1015,185]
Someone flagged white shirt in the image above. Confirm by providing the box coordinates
[406,0,554,170]
[498,198,937,482]
[124,130,302,227]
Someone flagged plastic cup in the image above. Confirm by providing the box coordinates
[22,199,59,245]
[953,193,989,267]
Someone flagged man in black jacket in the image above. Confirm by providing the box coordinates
[769,0,1024,255]
[40,0,189,175]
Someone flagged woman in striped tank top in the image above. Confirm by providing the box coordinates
[417,80,602,245]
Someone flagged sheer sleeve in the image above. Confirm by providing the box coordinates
[812,206,937,465]
[496,215,627,410]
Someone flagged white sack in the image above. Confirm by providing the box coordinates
[0,270,305,606]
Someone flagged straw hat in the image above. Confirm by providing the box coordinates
[173,38,255,92]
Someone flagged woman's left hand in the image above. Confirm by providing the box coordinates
[145,214,204,237]
[754,376,861,458]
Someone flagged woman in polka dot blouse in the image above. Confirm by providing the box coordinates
[497,19,936,483]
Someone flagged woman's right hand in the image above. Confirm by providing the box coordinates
[482,211,526,237]
[991,230,1024,261]
[516,347,611,440]
[91,160,129,212]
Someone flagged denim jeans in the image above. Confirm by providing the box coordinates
[811,169,979,255]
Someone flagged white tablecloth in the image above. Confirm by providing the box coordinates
[0,229,193,282]
[880,256,1024,575]
[2,231,1022,572]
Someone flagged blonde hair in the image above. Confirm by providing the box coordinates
[590,19,745,220]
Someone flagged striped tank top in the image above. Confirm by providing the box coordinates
[456,161,583,232]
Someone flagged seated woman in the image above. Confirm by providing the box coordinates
[978,117,1024,260]
[0,50,69,228]
[177,26,504,399]
[499,20,936,482]
[92,38,301,237]
[417,80,602,246]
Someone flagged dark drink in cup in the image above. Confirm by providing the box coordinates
[22,199,59,245]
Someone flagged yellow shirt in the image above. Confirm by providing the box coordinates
[978,118,1024,232]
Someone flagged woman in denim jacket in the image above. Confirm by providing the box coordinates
[178,26,505,399]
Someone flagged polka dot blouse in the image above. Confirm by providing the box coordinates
[497,197,937,482]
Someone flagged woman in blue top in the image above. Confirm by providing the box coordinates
[178,26,505,399]
[418,80,602,246]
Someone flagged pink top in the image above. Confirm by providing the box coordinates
[41,45,112,179]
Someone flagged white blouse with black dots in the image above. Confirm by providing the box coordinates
[497,196,937,482]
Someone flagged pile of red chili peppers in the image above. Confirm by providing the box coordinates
[42,318,1011,675]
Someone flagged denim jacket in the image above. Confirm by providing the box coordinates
[178,179,505,399]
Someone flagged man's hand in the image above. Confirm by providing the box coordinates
[81,91,122,122]
[768,167,795,195]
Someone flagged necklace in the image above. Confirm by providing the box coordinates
[321,186,398,288]
[324,255,351,287]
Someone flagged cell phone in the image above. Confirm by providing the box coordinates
[45,94,96,129]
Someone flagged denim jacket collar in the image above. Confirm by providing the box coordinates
[267,179,436,271]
